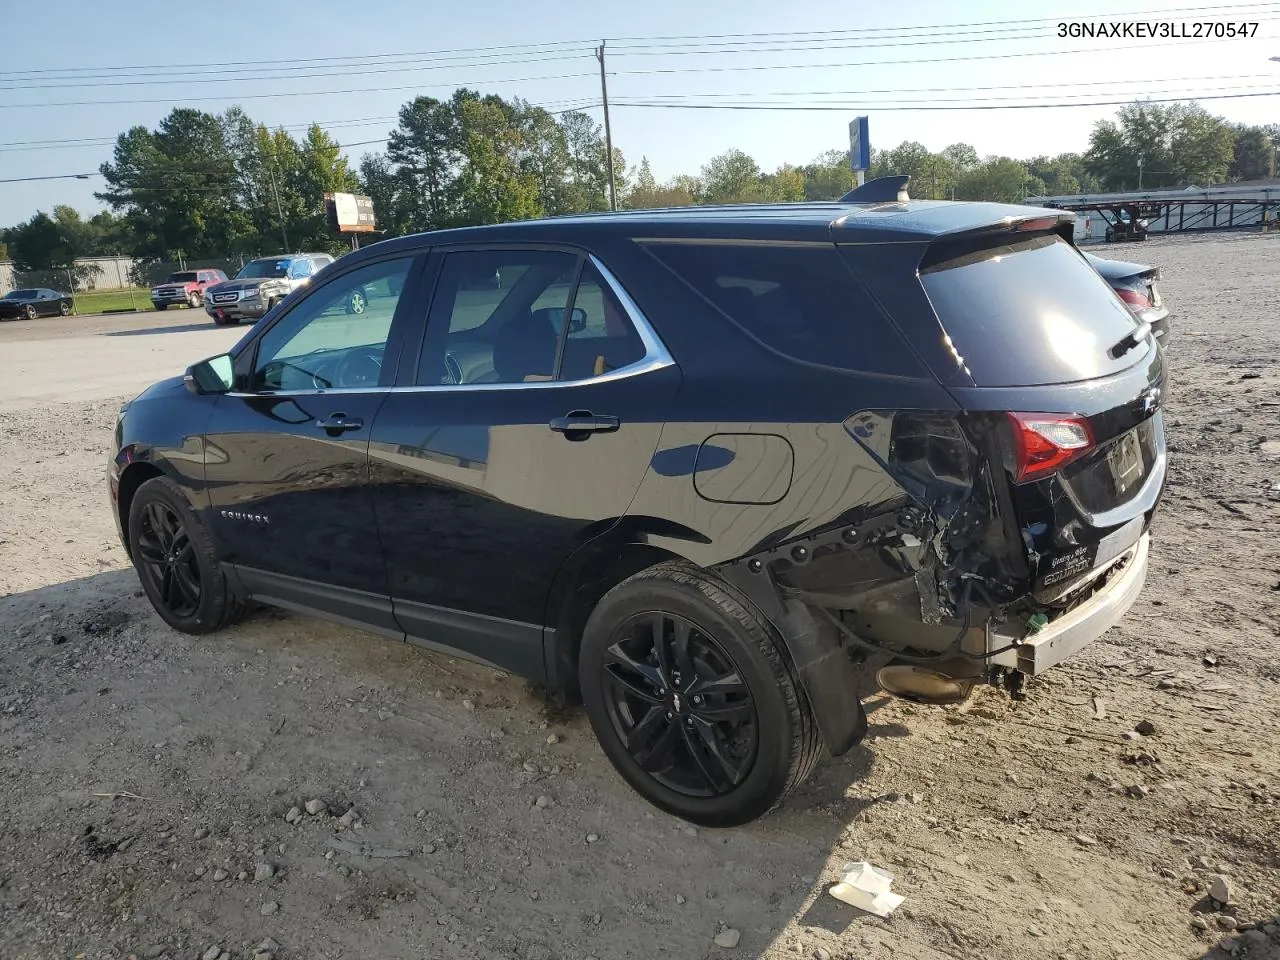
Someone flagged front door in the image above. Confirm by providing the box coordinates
[203,254,421,632]
[368,247,680,678]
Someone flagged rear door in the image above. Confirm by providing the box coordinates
[846,231,1166,596]
[367,245,680,678]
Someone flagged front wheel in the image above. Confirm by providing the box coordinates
[579,562,822,827]
[24,305,36,321]
[128,476,247,634]
[188,292,202,308]
[60,300,72,316]
[154,303,168,311]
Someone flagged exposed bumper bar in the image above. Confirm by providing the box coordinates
[991,534,1150,675]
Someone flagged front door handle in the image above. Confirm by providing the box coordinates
[549,410,620,440]
[316,413,364,434]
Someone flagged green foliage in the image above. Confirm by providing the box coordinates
[1085,102,1236,190]
[1228,125,1274,181]
[7,96,1271,264]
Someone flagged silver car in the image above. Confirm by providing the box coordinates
[204,253,335,325]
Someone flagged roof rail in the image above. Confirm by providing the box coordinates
[839,175,911,204]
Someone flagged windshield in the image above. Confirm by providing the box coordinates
[2,289,38,300]
[920,234,1145,386]
[237,258,290,280]
[168,272,199,283]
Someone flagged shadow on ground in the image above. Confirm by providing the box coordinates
[105,321,224,337]
[0,569,918,960]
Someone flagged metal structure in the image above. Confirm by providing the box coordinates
[1028,181,1280,242]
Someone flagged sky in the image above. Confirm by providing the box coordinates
[2,0,1278,226]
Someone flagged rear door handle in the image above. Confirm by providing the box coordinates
[549,410,620,439]
[316,414,364,434]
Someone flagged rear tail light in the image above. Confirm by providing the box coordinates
[1114,287,1151,310]
[1007,412,1095,483]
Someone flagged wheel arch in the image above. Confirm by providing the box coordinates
[115,461,167,558]
[544,534,696,702]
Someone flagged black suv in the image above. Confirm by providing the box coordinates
[110,181,1165,826]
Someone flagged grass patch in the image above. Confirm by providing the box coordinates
[72,288,155,314]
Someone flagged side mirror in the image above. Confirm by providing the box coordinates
[184,353,235,395]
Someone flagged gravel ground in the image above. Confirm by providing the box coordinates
[1,232,1278,960]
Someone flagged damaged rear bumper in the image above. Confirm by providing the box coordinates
[988,533,1150,675]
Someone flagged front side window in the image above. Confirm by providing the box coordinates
[252,257,414,392]
[416,250,647,386]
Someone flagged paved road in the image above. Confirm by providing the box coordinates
[0,308,249,412]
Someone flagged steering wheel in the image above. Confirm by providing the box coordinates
[334,346,384,388]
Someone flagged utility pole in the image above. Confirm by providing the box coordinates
[596,41,618,211]
[264,149,290,252]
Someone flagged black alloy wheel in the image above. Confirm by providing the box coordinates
[134,500,202,619]
[580,562,823,826]
[602,611,758,798]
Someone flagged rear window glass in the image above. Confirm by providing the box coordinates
[920,234,1145,386]
[643,241,926,377]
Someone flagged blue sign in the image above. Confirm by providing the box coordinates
[849,116,870,172]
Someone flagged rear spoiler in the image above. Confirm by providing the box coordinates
[839,176,911,204]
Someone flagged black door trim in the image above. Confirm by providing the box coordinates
[394,597,548,682]
[232,564,402,639]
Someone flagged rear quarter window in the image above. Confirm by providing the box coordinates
[919,234,1146,386]
[642,241,927,378]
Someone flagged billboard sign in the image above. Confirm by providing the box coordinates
[848,116,870,172]
[325,193,377,233]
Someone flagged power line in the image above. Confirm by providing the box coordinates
[602,2,1280,42]
[620,81,1280,107]
[0,72,598,110]
[607,18,1280,56]
[625,72,1279,100]
[612,89,1280,111]
[0,53,597,92]
[614,35,1263,76]
[0,38,598,78]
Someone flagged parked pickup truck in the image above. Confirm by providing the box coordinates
[150,269,229,311]
[203,253,335,325]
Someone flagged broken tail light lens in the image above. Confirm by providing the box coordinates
[1007,412,1095,483]
[1114,287,1152,310]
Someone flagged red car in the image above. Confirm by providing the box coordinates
[150,269,229,311]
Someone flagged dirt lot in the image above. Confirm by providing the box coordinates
[1,233,1278,960]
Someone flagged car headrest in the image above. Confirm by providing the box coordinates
[492,311,558,383]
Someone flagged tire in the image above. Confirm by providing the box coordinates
[345,288,367,314]
[188,292,202,308]
[579,561,822,827]
[24,305,36,321]
[154,303,168,311]
[60,300,72,316]
[212,314,237,326]
[127,476,247,635]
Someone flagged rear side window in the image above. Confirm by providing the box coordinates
[919,234,1145,386]
[643,241,925,377]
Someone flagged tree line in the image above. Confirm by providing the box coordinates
[3,94,1276,272]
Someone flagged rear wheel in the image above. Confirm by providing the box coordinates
[579,561,822,827]
[127,476,246,634]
